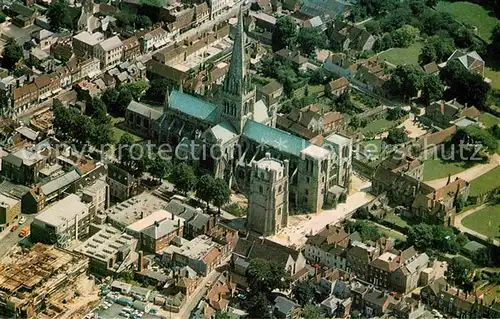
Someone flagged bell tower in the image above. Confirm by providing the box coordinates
[218,6,255,134]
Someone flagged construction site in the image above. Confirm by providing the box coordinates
[0,243,99,319]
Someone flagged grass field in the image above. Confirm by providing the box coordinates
[469,166,500,196]
[422,159,471,181]
[361,118,394,135]
[462,203,500,239]
[436,1,499,42]
[479,112,500,129]
[111,117,141,144]
[485,67,500,90]
[383,212,410,229]
[378,41,423,66]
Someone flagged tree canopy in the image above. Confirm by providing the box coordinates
[419,36,455,65]
[3,39,23,70]
[344,220,382,242]
[386,127,409,144]
[297,27,325,57]
[211,178,230,214]
[292,280,315,306]
[170,163,196,195]
[272,16,298,52]
[446,257,475,288]
[407,224,468,254]
[384,65,425,100]
[196,174,216,211]
[47,0,72,31]
[421,74,444,104]
[246,258,291,294]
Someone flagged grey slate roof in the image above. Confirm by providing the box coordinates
[274,296,299,316]
[127,101,162,120]
[41,170,80,195]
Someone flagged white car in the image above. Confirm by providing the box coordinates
[18,216,26,224]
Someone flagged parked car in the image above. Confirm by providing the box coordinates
[18,216,26,224]
[11,225,18,232]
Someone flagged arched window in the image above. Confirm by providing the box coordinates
[278,185,282,193]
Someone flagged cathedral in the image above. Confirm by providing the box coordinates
[125,7,353,215]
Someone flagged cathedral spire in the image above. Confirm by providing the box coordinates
[224,6,246,96]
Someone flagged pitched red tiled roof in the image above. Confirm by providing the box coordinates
[328,76,349,90]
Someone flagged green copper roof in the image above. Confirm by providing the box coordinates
[169,89,217,123]
[243,120,311,157]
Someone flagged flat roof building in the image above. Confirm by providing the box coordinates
[75,225,137,276]
[31,194,91,246]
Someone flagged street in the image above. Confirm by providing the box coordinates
[0,213,36,257]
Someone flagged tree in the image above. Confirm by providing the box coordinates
[474,247,493,267]
[301,303,326,319]
[102,88,119,110]
[384,65,425,100]
[211,178,230,214]
[114,88,133,116]
[246,258,291,294]
[90,123,114,147]
[2,39,23,70]
[196,174,215,211]
[272,16,297,52]
[116,133,135,163]
[391,25,419,48]
[419,36,455,65]
[115,11,135,29]
[135,15,152,29]
[386,127,408,144]
[171,163,196,195]
[356,0,399,17]
[292,281,315,306]
[73,114,94,144]
[425,0,438,7]
[147,78,170,103]
[421,74,444,104]
[86,98,108,123]
[297,27,325,57]
[46,0,72,31]
[148,156,171,182]
[386,107,408,121]
[213,311,235,319]
[336,92,355,114]
[364,20,381,35]
[344,220,381,242]
[121,80,149,101]
[446,257,475,287]
[489,24,500,57]
[247,292,271,319]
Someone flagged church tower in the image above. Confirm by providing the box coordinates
[247,153,289,236]
[218,6,256,134]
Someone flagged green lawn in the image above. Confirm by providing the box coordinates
[293,84,324,99]
[422,159,471,181]
[479,112,500,129]
[462,203,500,239]
[110,117,141,144]
[378,41,423,66]
[361,118,394,135]
[383,212,409,229]
[436,1,499,43]
[469,166,500,197]
[485,67,500,90]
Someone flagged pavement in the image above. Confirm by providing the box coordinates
[425,154,500,189]
[397,113,429,139]
[267,176,374,248]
